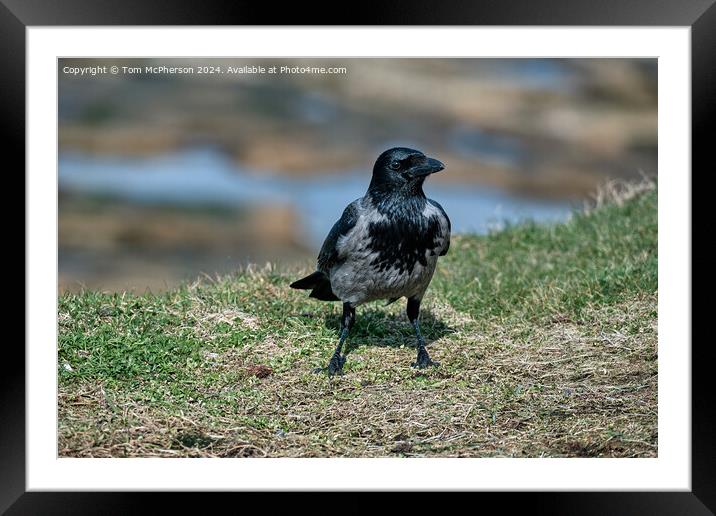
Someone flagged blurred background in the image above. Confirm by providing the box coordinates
[58,58,657,293]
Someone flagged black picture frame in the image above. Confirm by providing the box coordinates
[6,0,710,513]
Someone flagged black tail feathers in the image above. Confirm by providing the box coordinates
[290,271,339,301]
[290,271,324,290]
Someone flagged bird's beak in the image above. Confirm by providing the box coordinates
[412,157,445,177]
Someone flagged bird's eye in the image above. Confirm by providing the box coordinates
[389,161,401,170]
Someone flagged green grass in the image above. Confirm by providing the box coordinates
[58,182,657,457]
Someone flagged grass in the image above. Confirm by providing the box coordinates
[58,180,657,458]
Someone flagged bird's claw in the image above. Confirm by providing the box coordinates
[312,353,346,376]
[411,359,439,369]
[328,354,346,375]
[412,347,439,369]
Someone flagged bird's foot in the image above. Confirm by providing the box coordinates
[412,347,439,369]
[328,353,346,375]
[313,353,346,376]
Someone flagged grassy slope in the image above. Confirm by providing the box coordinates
[58,186,657,457]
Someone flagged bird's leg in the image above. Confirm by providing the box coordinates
[408,297,439,368]
[316,302,355,376]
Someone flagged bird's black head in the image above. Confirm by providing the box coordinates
[369,147,445,196]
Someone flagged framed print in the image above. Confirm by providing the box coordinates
[7,0,711,513]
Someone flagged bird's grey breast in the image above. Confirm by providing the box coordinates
[329,196,449,305]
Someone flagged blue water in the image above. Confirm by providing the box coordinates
[58,148,575,246]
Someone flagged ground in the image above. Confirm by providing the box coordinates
[58,181,657,457]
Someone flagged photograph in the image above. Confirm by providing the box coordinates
[56,57,659,459]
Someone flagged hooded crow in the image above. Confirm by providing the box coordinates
[290,147,450,375]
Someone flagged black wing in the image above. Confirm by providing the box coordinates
[317,199,360,273]
[428,198,451,256]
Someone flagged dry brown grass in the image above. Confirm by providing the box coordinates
[58,294,656,458]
